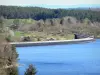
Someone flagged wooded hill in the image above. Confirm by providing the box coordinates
[0,5,100,22]
[0,6,100,41]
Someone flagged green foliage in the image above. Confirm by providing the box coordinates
[24,64,37,75]
[7,67,18,75]
[12,45,19,58]
[15,31,22,37]
[5,35,12,42]
[0,16,5,32]
[0,5,100,22]
[11,19,20,30]
[13,19,19,25]
[3,17,100,41]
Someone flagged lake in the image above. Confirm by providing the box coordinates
[16,39,100,75]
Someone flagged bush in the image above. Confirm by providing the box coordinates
[5,35,12,42]
[24,64,37,75]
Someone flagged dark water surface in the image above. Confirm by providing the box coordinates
[17,39,100,75]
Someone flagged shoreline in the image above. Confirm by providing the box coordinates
[10,38,95,47]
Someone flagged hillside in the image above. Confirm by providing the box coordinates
[0,5,100,22]
[1,16,100,42]
[0,6,100,42]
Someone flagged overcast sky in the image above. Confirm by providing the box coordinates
[0,0,100,8]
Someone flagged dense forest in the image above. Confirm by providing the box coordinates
[0,5,100,22]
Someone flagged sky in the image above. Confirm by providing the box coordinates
[0,0,100,8]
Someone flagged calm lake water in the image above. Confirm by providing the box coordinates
[16,39,100,75]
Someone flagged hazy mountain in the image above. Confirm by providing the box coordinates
[27,4,100,9]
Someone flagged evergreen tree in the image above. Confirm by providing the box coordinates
[24,64,37,75]
[0,5,100,22]
[0,16,4,32]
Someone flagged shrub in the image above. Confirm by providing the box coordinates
[24,64,37,75]
[5,35,12,42]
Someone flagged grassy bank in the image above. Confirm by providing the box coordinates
[14,31,74,42]
[2,17,100,42]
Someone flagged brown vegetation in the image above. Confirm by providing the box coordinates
[17,17,100,37]
[0,35,18,75]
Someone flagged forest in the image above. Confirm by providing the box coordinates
[0,5,100,22]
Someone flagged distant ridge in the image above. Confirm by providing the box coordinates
[1,4,100,9]
[26,4,100,9]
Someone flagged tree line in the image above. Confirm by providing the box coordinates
[0,5,100,22]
